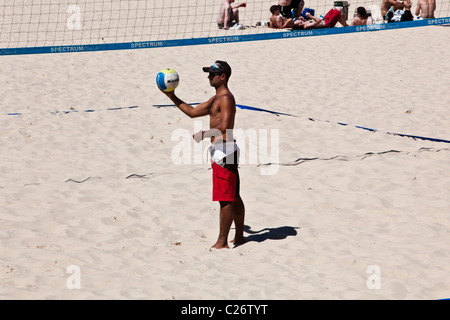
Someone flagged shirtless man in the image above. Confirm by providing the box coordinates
[302,8,348,29]
[217,0,247,30]
[269,5,305,29]
[160,61,245,250]
[381,0,411,17]
[278,0,305,19]
[349,7,374,25]
[415,0,436,18]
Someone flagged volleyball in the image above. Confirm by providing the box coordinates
[156,68,179,92]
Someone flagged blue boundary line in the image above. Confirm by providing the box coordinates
[5,102,450,144]
[3,105,138,116]
[308,118,450,144]
[154,103,450,144]
[153,103,296,117]
[1,18,449,56]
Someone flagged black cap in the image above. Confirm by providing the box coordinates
[202,60,232,79]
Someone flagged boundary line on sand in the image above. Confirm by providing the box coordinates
[1,18,449,56]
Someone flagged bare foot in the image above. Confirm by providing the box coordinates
[210,242,229,250]
[231,237,245,246]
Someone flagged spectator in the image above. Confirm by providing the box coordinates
[269,5,305,29]
[415,0,436,18]
[217,0,247,30]
[278,0,305,19]
[349,7,374,25]
[386,0,413,22]
[381,0,410,18]
[301,8,348,29]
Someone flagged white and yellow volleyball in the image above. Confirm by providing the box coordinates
[156,68,179,92]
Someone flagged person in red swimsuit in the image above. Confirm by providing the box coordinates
[160,61,246,250]
[301,7,348,29]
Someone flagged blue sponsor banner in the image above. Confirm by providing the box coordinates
[1,18,449,56]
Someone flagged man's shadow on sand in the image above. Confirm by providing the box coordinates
[235,225,299,247]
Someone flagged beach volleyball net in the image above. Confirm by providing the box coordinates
[1,0,449,55]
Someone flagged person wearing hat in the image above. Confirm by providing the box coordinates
[159,61,245,250]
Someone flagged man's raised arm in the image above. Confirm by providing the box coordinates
[162,91,213,118]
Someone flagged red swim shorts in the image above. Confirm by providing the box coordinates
[323,8,342,28]
[212,162,240,202]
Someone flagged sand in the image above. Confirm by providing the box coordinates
[1,8,449,300]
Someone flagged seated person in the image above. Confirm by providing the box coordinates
[269,5,305,29]
[302,8,348,29]
[349,7,374,25]
[386,0,413,22]
[380,0,410,18]
[217,0,247,30]
[415,0,436,18]
[278,0,305,19]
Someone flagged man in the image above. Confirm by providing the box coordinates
[302,8,348,29]
[415,0,436,18]
[349,7,374,25]
[217,0,247,30]
[386,0,413,22]
[269,5,305,29]
[278,0,305,19]
[381,0,411,18]
[160,61,245,250]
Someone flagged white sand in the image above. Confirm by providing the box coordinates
[1,21,449,300]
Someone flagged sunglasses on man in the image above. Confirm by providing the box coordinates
[208,71,223,78]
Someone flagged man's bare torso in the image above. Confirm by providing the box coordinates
[209,91,236,143]
[270,13,291,28]
[351,15,373,25]
[416,0,436,18]
[278,0,292,6]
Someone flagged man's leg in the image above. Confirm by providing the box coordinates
[338,15,348,26]
[280,6,291,18]
[232,196,245,245]
[233,8,240,23]
[293,0,305,18]
[212,201,234,249]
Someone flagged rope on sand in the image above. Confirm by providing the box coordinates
[5,103,449,144]
[258,147,450,167]
[4,106,139,116]
[154,103,450,144]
